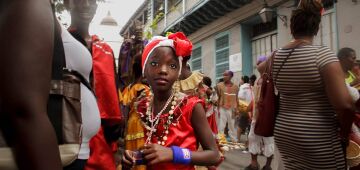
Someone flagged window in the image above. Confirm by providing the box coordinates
[251,33,277,77]
[215,34,230,81]
[251,18,278,77]
[252,18,277,38]
[191,46,202,71]
[314,8,337,51]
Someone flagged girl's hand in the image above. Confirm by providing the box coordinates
[121,150,136,169]
[141,144,173,165]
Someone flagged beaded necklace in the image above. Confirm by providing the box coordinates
[142,91,181,145]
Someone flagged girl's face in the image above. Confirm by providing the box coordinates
[144,47,179,92]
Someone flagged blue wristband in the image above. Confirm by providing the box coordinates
[171,146,192,164]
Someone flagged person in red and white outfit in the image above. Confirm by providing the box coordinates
[122,32,220,170]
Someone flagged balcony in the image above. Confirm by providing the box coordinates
[163,0,252,35]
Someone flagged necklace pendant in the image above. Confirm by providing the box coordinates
[163,136,167,141]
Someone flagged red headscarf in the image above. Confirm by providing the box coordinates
[141,32,193,75]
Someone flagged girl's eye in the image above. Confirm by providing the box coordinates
[170,64,177,69]
[150,61,158,66]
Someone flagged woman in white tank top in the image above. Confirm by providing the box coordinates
[61,25,101,168]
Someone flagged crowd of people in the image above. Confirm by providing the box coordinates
[1,0,360,170]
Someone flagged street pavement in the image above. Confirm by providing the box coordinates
[218,149,275,170]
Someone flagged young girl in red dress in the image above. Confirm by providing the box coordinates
[122,32,220,170]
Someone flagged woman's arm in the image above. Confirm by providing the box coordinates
[257,59,268,74]
[0,0,62,169]
[190,103,220,165]
[321,62,355,139]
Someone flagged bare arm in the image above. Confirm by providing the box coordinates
[0,0,62,169]
[190,103,220,165]
[129,103,220,166]
[321,62,355,139]
[257,58,269,74]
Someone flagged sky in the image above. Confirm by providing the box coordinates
[60,0,145,57]
[92,0,145,29]
[61,0,145,29]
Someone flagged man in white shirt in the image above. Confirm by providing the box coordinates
[237,76,252,143]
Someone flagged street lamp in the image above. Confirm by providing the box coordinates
[259,7,287,27]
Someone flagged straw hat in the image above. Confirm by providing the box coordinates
[347,140,360,167]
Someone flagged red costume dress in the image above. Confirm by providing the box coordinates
[84,35,122,170]
[198,85,218,135]
[137,95,203,170]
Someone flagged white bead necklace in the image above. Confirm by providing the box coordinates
[144,91,175,145]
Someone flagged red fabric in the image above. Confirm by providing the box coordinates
[207,112,218,135]
[85,128,116,170]
[141,32,192,69]
[141,39,162,69]
[84,35,121,170]
[91,35,122,123]
[168,32,193,57]
[138,96,203,170]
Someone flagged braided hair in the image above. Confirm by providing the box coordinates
[290,0,323,38]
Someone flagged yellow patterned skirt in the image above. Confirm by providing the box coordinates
[125,109,146,170]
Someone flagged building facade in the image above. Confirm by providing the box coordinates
[122,0,360,84]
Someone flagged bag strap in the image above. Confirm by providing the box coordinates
[48,9,94,144]
[64,68,95,95]
[272,40,312,82]
[48,9,65,144]
[272,49,295,82]
[52,20,66,80]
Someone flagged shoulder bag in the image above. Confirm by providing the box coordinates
[254,49,294,137]
[0,13,93,169]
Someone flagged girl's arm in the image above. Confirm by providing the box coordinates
[190,103,221,165]
[139,104,220,166]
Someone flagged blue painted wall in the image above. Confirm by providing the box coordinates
[240,24,252,76]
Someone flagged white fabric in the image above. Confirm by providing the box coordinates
[142,37,175,75]
[346,83,359,102]
[248,121,274,157]
[61,25,101,160]
[218,107,237,142]
[238,83,252,103]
